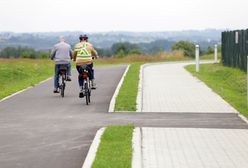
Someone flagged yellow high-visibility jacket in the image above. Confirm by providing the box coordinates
[74,42,98,65]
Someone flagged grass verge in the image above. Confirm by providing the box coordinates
[92,125,134,168]
[185,63,247,117]
[115,63,143,111]
[0,59,54,99]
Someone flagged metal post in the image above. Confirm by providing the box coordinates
[214,44,218,63]
[247,56,248,107]
[195,45,200,72]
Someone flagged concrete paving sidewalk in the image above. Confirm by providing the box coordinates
[140,62,237,113]
[140,127,248,168]
[134,62,248,168]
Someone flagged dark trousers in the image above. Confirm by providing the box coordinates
[76,63,94,87]
[54,64,69,89]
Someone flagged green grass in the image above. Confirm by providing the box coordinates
[200,53,221,60]
[115,62,143,111]
[0,59,54,99]
[185,63,247,117]
[92,125,134,168]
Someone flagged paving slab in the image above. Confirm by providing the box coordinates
[141,127,248,168]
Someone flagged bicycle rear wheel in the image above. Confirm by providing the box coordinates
[88,90,91,103]
[86,91,89,105]
[61,77,65,97]
[84,82,89,105]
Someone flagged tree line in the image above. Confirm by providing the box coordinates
[0,47,49,59]
[97,40,220,58]
[0,40,220,59]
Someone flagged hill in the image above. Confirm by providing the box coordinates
[0,29,222,51]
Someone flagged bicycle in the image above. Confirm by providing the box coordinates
[58,65,68,98]
[79,65,91,105]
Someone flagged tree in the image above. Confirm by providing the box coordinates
[138,40,174,54]
[207,46,214,54]
[172,40,195,57]
[129,48,142,55]
[111,42,129,56]
[95,47,112,57]
[111,42,141,57]
[115,49,126,58]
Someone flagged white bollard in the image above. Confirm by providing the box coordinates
[214,44,218,63]
[195,45,200,72]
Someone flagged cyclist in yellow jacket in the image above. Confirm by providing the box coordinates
[73,35,98,97]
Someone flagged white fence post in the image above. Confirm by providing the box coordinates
[195,45,200,72]
[214,44,218,63]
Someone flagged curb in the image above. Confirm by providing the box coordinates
[0,77,52,103]
[82,127,106,168]
[108,65,130,112]
[132,127,142,168]
[136,64,143,112]
[136,63,149,112]
[239,114,248,124]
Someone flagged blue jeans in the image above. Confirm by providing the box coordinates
[54,64,70,89]
[76,63,94,87]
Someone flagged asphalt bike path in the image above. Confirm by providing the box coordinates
[0,65,127,168]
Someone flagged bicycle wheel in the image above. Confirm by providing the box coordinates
[88,79,91,103]
[88,89,91,103]
[61,76,65,97]
[85,82,89,105]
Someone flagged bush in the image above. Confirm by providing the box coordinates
[111,42,141,57]
[115,49,126,58]
[207,46,214,54]
[172,40,195,57]
[128,49,142,55]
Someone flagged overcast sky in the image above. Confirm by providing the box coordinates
[0,0,247,32]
